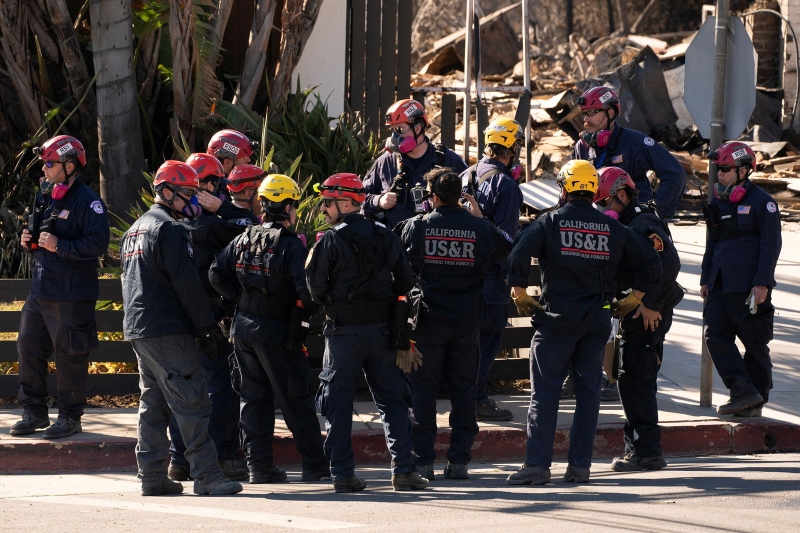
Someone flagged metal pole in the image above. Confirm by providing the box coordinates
[521,0,532,182]
[700,0,729,408]
[463,0,474,162]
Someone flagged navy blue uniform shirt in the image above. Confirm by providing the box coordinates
[398,205,513,328]
[362,141,467,229]
[573,127,687,218]
[701,182,781,293]
[508,200,662,330]
[30,177,110,301]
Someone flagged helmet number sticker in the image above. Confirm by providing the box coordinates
[404,106,417,117]
[599,92,613,103]
[56,143,74,155]
[732,148,748,160]
[223,142,240,155]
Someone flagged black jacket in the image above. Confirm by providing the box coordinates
[121,204,216,339]
[398,205,512,328]
[508,199,662,330]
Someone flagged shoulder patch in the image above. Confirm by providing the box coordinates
[766,202,777,213]
[649,233,664,252]
[643,137,655,147]
[611,155,624,164]
[90,200,104,214]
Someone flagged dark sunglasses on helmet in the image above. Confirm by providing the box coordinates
[716,165,735,173]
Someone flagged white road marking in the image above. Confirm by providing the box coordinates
[11,496,366,531]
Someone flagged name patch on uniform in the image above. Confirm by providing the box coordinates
[558,220,610,260]
[644,137,655,146]
[424,228,477,266]
[611,155,623,164]
[90,200,104,214]
[767,202,777,213]
[737,205,751,215]
[649,233,664,252]
[57,209,70,219]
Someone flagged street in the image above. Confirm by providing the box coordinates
[1,455,798,532]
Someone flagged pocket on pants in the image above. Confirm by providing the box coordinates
[66,321,99,355]
[315,368,336,417]
[163,372,204,406]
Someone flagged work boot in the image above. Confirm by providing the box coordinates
[443,463,469,479]
[476,398,513,422]
[168,462,192,481]
[249,464,288,484]
[717,392,763,415]
[506,464,551,486]
[560,375,575,399]
[219,459,249,482]
[416,464,435,481]
[391,471,429,491]
[735,404,764,418]
[193,477,243,495]
[563,465,590,482]
[600,381,620,402]
[141,477,184,496]
[301,466,332,481]
[611,453,667,472]
[9,411,50,436]
[333,476,367,493]
[42,417,81,439]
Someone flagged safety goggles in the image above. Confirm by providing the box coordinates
[715,164,735,173]
[581,109,603,118]
[175,187,197,198]
[595,196,614,208]
[391,125,412,135]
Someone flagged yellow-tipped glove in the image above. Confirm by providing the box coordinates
[512,291,542,316]
[611,292,642,318]
[396,342,423,373]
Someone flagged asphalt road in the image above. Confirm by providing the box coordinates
[1,454,798,533]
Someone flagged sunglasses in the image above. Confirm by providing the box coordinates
[43,161,57,168]
[596,196,614,208]
[715,165,735,173]
[176,188,197,198]
[581,109,603,118]
[391,125,412,135]
[320,198,338,208]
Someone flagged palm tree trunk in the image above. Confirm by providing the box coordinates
[168,0,194,146]
[233,0,277,110]
[89,0,146,215]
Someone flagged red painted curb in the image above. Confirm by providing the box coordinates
[2,420,799,473]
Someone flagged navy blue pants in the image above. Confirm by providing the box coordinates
[525,309,610,468]
[234,338,327,473]
[316,325,414,481]
[169,341,237,466]
[17,296,97,419]
[704,287,774,402]
[475,302,508,406]
[410,320,480,466]
[618,307,673,457]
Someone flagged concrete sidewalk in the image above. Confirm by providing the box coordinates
[2,222,799,472]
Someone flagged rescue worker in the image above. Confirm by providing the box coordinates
[207,129,254,176]
[573,86,687,218]
[209,174,329,484]
[306,173,428,493]
[593,167,682,471]
[505,160,661,485]
[460,117,525,422]
[362,99,467,229]
[227,164,266,218]
[166,153,257,483]
[121,160,242,496]
[397,168,512,480]
[12,135,110,439]
[700,142,781,417]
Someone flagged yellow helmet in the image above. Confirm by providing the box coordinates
[557,160,598,195]
[484,117,523,149]
[257,174,301,202]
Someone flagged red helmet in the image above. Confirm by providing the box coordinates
[34,135,87,166]
[318,173,365,203]
[186,153,225,182]
[594,166,636,203]
[577,86,620,116]
[227,164,266,193]
[385,99,428,127]
[153,160,199,188]
[207,129,253,160]
[709,141,756,171]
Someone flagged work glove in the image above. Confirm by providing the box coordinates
[611,292,642,318]
[396,342,423,373]
[512,291,542,316]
